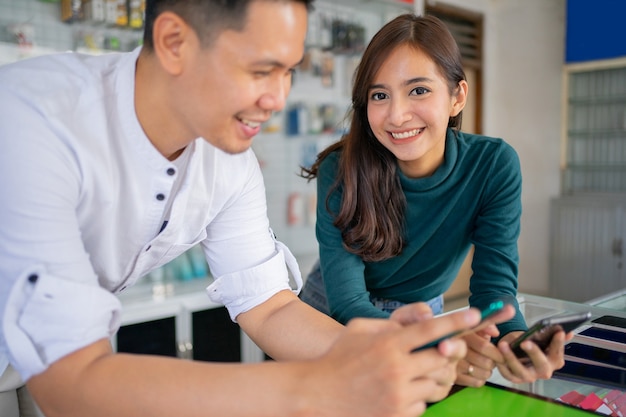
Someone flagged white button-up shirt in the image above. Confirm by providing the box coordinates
[0,47,301,381]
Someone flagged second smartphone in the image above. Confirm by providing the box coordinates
[510,311,592,359]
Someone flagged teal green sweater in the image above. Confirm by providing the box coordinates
[316,129,527,336]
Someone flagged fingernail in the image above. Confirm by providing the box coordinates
[465,309,480,323]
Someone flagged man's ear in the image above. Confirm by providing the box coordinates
[151,11,193,76]
[451,79,469,117]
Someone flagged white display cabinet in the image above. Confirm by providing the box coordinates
[112,277,266,363]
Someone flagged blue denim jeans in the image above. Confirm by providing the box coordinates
[370,294,444,316]
[299,260,444,316]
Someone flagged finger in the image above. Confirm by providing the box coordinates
[544,331,567,373]
[425,361,458,388]
[514,333,557,372]
[519,331,566,379]
[389,302,434,325]
[474,304,516,331]
[454,359,488,388]
[464,332,504,364]
[412,376,453,405]
[437,338,467,360]
[475,324,500,339]
[446,304,515,343]
[495,361,525,384]
[515,342,547,379]
[465,346,496,374]
[404,308,481,353]
[498,339,538,382]
[408,344,465,380]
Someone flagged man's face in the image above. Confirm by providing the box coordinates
[176,1,308,154]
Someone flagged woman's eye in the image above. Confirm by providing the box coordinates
[410,86,430,95]
[370,92,388,101]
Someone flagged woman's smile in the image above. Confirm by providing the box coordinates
[390,127,425,141]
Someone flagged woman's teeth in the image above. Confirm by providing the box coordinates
[391,128,423,139]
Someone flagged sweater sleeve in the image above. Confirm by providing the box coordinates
[315,153,389,324]
[468,141,527,337]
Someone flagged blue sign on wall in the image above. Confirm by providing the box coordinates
[566,0,626,63]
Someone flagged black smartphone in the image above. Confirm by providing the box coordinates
[592,315,626,330]
[412,300,507,353]
[555,360,626,391]
[511,311,591,359]
[564,342,626,368]
[579,326,626,344]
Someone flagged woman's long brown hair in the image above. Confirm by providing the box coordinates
[301,14,466,262]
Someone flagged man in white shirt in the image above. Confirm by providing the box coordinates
[0,1,510,416]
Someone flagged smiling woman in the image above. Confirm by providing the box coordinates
[299,13,571,390]
[366,43,467,178]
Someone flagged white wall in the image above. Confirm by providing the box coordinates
[432,0,565,295]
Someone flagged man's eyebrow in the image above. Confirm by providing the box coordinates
[253,56,305,68]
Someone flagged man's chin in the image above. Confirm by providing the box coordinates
[206,138,254,155]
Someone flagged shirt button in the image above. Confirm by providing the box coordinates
[166,168,176,176]
[156,193,165,201]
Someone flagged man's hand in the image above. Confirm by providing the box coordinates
[297,308,480,417]
[389,302,466,401]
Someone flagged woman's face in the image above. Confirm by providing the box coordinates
[366,44,467,178]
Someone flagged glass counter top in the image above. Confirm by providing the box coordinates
[587,288,626,312]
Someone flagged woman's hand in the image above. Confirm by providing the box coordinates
[455,324,503,387]
[455,326,574,386]
[494,330,573,384]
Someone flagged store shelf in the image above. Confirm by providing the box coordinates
[0,41,63,66]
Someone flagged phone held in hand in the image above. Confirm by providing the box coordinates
[412,300,507,353]
[511,311,592,359]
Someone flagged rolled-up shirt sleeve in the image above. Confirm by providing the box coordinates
[202,149,303,321]
[206,235,303,321]
[3,265,121,382]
